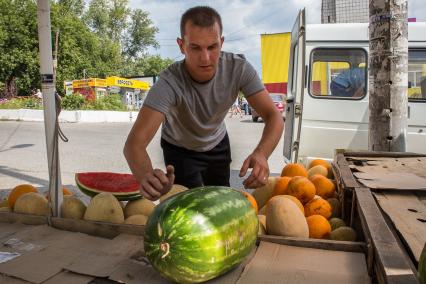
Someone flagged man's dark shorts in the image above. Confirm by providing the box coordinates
[161,134,231,189]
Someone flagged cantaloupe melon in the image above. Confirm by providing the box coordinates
[14,192,49,216]
[258,215,266,235]
[306,215,331,239]
[251,177,277,209]
[310,175,336,199]
[281,163,308,177]
[124,214,148,225]
[266,196,309,238]
[159,184,188,202]
[124,198,155,218]
[307,165,328,178]
[281,195,304,214]
[286,176,316,204]
[84,192,124,223]
[8,184,38,209]
[304,198,332,219]
[61,196,86,220]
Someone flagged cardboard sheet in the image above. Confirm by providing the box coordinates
[65,233,143,277]
[108,246,258,284]
[0,224,144,283]
[42,271,94,284]
[353,172,426,190]
[374,191,426,261]
[237,241,370,284]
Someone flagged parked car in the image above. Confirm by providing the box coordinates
[251,93,286,122]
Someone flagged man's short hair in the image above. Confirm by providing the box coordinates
[180,6,222,38]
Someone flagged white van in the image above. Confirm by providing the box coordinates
[284,10,426,164]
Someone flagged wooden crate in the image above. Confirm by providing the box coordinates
[334,150,423,284]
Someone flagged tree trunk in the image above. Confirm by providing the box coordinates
[369,0,408,152]
[1,76,17,99]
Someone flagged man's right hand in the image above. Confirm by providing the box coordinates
[140,165,175,201]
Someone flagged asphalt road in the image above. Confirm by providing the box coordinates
[0,115,285,200]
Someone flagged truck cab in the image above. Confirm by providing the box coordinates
[284,10,426,164]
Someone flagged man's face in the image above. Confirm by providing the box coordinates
[177,21,224,83]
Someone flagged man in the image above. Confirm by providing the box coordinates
[124,6,284,201]
[330,67,366,98]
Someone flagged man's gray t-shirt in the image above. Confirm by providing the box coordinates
[143,51,264,152]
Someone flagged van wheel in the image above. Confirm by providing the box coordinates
[252,117,258,122]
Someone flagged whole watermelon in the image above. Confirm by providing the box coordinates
[144,186,258,283]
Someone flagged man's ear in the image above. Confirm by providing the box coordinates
[177,38,185,54]
[220,36,224,47]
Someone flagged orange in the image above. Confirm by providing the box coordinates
[272,176,291,196]
[309,175,336,199]
[242,191,258,214]
[286,176,316,204]
[306,215,332,239]
[308,159,333,178]
[8,184,38,209]
[304,197,332,219]
[281,163,308,178]
[45,187,73,199]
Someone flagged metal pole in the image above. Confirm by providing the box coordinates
[369,0,408,152]
[37,0,63,217]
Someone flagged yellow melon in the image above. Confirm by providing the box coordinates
[251,176,277,209]
[281,195,304,214]
[258,214,266,235]
[159,184,188,202]
[61,196,86,220]
[308,159,333,178]
[307,165,328,178]
[124,214,148,225]
[84,192,124,223]
[14,192,49,216]
[124,198,156,218]
[8,184,38,209]
[266,196,309,238]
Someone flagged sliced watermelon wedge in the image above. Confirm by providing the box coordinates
[75,172,141,201]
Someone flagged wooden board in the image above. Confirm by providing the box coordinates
[258,235,365,253]
[374,191,426,262]
[354,187,418,283]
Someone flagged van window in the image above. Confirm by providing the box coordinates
[408,49,426,101]
[309,49,367,99]
[291,43,299,96]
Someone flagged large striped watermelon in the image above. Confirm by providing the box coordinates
[144,186,258,283]
[75,172,141,201]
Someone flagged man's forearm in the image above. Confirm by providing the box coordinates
[254,112,284,158]
[124,142,154,182]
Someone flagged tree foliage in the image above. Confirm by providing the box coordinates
[0,0,173,98]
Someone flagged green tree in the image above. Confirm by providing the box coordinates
[122,55,173,77]
[0,0,39,98]
[123,9,158,59]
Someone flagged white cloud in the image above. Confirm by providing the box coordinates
[130,0,424,75]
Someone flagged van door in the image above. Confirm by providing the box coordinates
[283,9,306,163]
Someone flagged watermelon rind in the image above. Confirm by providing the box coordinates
[75,172,141,201]
[144,186,258,283]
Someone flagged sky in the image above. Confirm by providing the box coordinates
[129,0,426,76]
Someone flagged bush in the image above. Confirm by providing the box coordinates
[82,94,126,111]
[0,97,42,109]
[61,93,85,110]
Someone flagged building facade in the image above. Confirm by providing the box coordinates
[321,0,368,23]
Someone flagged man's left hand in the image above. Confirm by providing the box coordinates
[239,149,269,189]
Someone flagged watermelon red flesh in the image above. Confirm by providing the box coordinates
[144,186,258,283]
[75,172,141,199]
